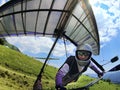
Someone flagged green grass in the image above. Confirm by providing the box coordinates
[0,65,56,90]
[0,65,35,90]
[0,45,58,76]
[66,75,120,90]
[0,45,57,90]
[0,45,120,90]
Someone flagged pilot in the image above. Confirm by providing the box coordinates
[55,43,104,90]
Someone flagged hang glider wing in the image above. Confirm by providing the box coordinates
[64,0,100,55]
[0,0,100,55]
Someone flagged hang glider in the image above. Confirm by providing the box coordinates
[0,0,100,55]
[0,0,101,89]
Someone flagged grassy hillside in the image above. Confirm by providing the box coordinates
[66,75,120,90]
[0,65,34,90]
[0,45,58,90]
[0,45,120,90]
[0,38,20,52]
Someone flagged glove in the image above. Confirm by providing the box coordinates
[55,85,66,90]
[98,72,104,78]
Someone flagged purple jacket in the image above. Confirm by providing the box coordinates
[55,56,102,86]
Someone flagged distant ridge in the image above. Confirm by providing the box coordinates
[0,38,20,52]
[86,71,120,84]
[103,71,120,84]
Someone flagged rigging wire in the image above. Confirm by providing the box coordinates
[63,37,68,58]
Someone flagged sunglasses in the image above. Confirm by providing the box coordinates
[77,51,91,56]
[76,50,92,60]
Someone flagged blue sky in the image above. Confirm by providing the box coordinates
[0,0,120,74]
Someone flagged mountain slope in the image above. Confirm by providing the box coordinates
[103,71,120,83]
[0,65,35,90]
[0,45,120,90]
[0,38,20,52]
[0,45,58,89]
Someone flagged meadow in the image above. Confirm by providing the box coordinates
[0,45,120,90]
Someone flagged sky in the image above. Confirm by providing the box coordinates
[0,0,120,74]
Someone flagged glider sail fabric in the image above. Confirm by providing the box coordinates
[0,0,76,36]
[0,0,100,55]
[64,0,100,55]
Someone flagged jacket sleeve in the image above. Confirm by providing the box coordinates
[55,63,69,86]
[89,61,102,75]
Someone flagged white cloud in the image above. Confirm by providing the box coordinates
[6,36,53,53]
[53,42,75,57]
[6,36,75,57]
[91,0,120,45]
[0,0,5,6]
[0,0,9,6]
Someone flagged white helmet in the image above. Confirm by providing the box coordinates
[77,43,92,52]
[75,43,92,66]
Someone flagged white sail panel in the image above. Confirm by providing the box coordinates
[0,0,100,55]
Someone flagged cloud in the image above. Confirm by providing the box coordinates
[6,36,53,54]
[6,36,76,57]
[0,0,6,6]
[53,41,75,57]
[91,0,120,45]
[0,0,9,6]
